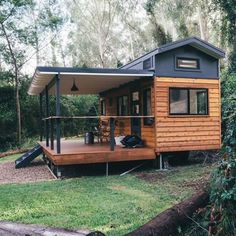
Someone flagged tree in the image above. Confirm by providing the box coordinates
[212,0,236,72]
[144,0,172,45]
[0,0,34,146]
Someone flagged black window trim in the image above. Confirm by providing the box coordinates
[143,57,153,70]
[100,99,106,115]
[169,87,209,116]
[175,56,201,72]
[143,87,153,126]
[117,95,129,116]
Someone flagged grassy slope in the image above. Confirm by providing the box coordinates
[0,163,212,236]
[0,154,21,162]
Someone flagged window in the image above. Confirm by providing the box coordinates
[101,99,106,115]
[169,88,208,115]
[117,96,128,116]
[143,88,152,125]
[143,58,152,69]
[176,57,200,70]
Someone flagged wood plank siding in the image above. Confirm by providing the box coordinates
[155,77,221,153]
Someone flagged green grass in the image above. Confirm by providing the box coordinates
[0,163,212,235]
[0,154,21,162]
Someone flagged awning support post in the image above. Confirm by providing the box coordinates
[56,73,61,154]
[39,93,43,142]
[109,117,115,151]
[45,86,49,147]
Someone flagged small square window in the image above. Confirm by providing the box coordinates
[143,58,152,69]
[176,57,200,70]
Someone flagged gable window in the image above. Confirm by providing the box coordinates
[101,99,106,115]
[117,95,128,116]
[143,58,153,69]
[176,57,200,70]
[143,88,152,125]
[169,88,208,115]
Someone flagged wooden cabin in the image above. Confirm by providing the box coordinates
[26,37,224,176]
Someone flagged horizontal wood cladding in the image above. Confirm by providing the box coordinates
[155,77,221,152]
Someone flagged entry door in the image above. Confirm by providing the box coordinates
[131,91,141,137]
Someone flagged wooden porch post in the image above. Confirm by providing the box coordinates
[45,85,49,147]
[109,117,115,151]
[39,93,43,142]
[55,73,61,154]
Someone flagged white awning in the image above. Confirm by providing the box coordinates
[28,67,154,95]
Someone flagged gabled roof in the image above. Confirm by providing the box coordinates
[28,67,153,95]
[121,36,225,69]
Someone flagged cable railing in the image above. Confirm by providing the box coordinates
[41,115,155,154]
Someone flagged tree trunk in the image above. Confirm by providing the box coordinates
[127,191,209,236]
[15,70,21,146]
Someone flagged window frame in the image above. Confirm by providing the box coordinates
[175,56,200,71]
[117,95,129,116]
[100,99,106,115]
[169,87,209,116]
[143,88,153,126]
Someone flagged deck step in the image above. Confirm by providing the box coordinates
[15,145,43,168]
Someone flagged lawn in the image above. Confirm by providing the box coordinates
[0,158,213,236]
[0,154,21,162]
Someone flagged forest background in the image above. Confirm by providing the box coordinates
[0,0,235,152]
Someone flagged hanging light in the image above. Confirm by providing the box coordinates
[71,78,79,92]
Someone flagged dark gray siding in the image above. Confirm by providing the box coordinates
[155,45,219,79]
[125,61,144,70]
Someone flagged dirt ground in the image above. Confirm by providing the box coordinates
[0,158,54,185]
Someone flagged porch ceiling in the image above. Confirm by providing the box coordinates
[28,67,154,95]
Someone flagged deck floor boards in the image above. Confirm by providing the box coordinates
[39,140,156,165]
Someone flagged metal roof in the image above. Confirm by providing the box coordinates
[121,36,225,69]
[28,67,154,95]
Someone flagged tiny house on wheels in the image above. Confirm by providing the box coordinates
[15,37,225,177]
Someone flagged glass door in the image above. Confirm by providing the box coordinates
[130,91,141,137]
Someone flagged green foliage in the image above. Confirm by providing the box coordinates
[212,0,236,72]
[0,85,17,151]
[209,157,236,235]
[221,72,236,148]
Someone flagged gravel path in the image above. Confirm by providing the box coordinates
[0,158,54,185]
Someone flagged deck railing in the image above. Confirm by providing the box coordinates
[42,115,155,154]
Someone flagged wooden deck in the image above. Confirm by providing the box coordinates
[39,140,156,166]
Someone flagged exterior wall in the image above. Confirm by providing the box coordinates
[100,79,156,148]
[155,45,219,79]
[155,77,221,153]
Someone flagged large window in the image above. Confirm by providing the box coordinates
[143,88,152,125]
[169,88,208,115]
[117,95,128,116]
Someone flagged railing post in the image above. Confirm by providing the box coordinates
[56,73,61,154]
[45,85,49,147]
[50,118,54,150]
[109,117,115,151]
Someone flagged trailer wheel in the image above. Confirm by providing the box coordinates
[168,151,189,166]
